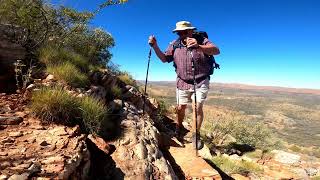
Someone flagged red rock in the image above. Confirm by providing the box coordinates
[88,134,113,155]
[0,151,8,156]
[0,116,23,125]
[39,141,50,146]
[68,125,81,137]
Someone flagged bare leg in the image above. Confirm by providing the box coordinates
[192,102,204,133]
[177,104,187,128]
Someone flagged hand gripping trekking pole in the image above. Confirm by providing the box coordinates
[143,44,152,115]
[190,50,198,156]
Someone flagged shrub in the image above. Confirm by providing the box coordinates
[31,87,114,138]
[78,96,109,135]
[39,46,90,72]
[111,85,122,98]
[203,111,278,151]
[118,71,137,88]
[289,145,302,153]
[47,62,89,88]
[31,87,80,125]
[210,155,263,175]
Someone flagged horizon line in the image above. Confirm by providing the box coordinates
[137,80,320,91]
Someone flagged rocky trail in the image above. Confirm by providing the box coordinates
[0,70,227,179]
[0,92,223,179]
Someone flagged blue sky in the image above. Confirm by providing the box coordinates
[52,0,320,89]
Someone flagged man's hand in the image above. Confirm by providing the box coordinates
[148,35,157,47]
[186,37,199,48]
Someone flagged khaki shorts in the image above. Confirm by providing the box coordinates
[176,84,209,105]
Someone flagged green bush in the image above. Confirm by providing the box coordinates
[157,98,168,119]
[39,46,90,72]
[31,87,80,125]
[111,85,122,98]
[118,71,137,88]
[47,62,89,88]
[79,96,109,135]
[204,112,278,151]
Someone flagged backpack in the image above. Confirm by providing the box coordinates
[172,31,220,76]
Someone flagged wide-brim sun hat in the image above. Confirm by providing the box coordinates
[172,21,197,32]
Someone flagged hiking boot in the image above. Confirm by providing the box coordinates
[192,132,203,150]
[174,126,181,138]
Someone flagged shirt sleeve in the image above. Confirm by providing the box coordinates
[202,38,215,46]
[164,41,175,63]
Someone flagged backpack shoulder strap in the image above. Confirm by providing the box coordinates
[172,39,182,53]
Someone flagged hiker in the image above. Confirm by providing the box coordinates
[148,21,220,150]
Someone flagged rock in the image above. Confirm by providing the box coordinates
[305,167,318,176]
[206,132,213,139]
[0,116,23,125]
[1,137,15,143]
[0,174,9,180]
[14,111,27,118]
[88,85,106,101]
[26,84,36,91]
[0,151,8,156]
[68,125,81,137]
[49,126,68,136]
[9,131,23,137]
[221,134,237,145]
[33,79,42,84]
[88,134,113,155]
[198,144,213,159]
[247,172,260,180]
[272,150,301,165]
[28,162,41,175]
[120,138,130,146]
[39,140,50,146]
[8,174,28,180]
[154,158,169,174]
[15,162,32,170]
[117,147,130,161]
[135,141,147,160]
[76,93,85,98]
[291,168,308,179]
[229,154,241,161]
[122,85,135,99]
[41,156,64,164]
[45,74,54,81]
[109,99,123,112]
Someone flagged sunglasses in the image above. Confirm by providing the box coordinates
[177,31,188,36]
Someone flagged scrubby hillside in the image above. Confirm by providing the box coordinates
[146,81,320,179]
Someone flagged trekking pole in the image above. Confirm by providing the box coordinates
[190,50,198,156]
[143,43,153,115]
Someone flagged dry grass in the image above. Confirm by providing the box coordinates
[210,155,263,175]
[31,86,81,125]
[31,87,113,137]
[118,71,137,88]
[47,62,89,88]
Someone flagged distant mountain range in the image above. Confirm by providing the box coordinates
[138,80,320,95]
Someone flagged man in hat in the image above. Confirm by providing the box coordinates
[148,21,220,150]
